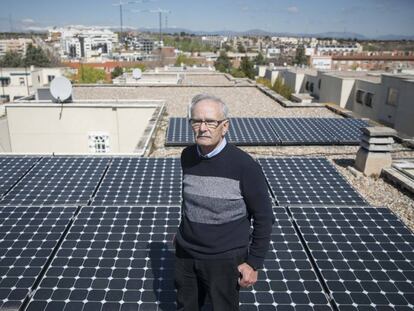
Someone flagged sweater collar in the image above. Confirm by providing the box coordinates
[197,137,227,159]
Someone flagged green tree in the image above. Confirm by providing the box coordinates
[24,44,51,67]
[253,52,266,65]
[175,54,196,66]
[237,43,246,53]
[294,45,307,66]
[230,67,245,78]
[111,66,123,79]
[272,77,293,100]
[239,57,255,79]
[77,66,106,83]
[214,51,232,73]
[0,51,23,67]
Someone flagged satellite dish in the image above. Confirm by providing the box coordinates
[132,68,142,80]
[50,76,72,103]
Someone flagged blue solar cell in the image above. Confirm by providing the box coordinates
[258,157,367,206]
[1,157,110,206]
[0,156,39,198]
[0,205,76,310]
[290,206,414,311]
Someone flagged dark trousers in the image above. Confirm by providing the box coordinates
[174,254,243,311]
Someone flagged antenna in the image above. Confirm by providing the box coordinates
[131,8,171,44]
[132,68,142,80]
[50,76,72,103]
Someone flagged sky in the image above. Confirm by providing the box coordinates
[0,0,413,37]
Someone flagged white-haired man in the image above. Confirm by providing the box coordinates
[174,94,274,310]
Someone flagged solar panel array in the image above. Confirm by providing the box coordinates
[1,157,110,206]
[1,155,413,311]
[165,117,369,146]
[290,206,414,311]
[0,156,39,198]
[92,158,182,206]
[258,157,367,206]
[0,205,76,310]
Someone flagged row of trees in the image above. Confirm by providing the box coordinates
[214,51,267,79]
[0,44,51,67]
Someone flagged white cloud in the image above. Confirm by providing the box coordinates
[287,6,299,14]
[21,18,35,24]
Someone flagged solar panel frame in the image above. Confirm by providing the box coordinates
[258,157,368,206]
[0,205,77,311]
[0,156,40,199]
[290,205,414,311]
[0,157,111,206]
[315,118,369,145]
[92,158,182,206]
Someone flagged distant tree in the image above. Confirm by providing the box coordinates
[256,77,272,88]
[272,77,293,100]
[111,66,123,79]
[24,44,51,67]
[237,43,246,53]
[77,66,106,83]
[294,45,307,66]
[230,67,246,78]
[253,52,267,65]
[239,56,255,79]
[214,51,232,73]
[0,51,24,67]
[175,54,196,66]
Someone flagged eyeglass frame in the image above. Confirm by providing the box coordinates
[189,118,228,129]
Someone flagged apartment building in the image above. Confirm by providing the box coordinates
[0,38,33,57]
[0,67,65,102]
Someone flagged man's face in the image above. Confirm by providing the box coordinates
[191,99,229,152]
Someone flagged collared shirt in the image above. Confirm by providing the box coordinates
[197,137,227,158]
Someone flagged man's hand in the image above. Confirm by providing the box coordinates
[237,263,258,288]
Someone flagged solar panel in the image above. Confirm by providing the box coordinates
[1,157,110,206]
[315,119,369,145]
[0,156,39,198]
[239,207,332,310]
[0,205,76,311]
[26,205,180,311]
[258,157,367,206]
[165,117,194,146]
[92,158,182,206]
[290,206,414,311]
[268,118,337,145]
[26,205,332,311]
[227,118,280,146]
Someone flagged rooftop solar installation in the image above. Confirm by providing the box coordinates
[0,156,39,198]
[227,118,281,146]
[165,117,194,146]
[92,158,182,206]
[0,205,76,311]
[290,206,414,311]
[268,118,337,145]
[258,157,367,206]
[26,205,180,311]
[26,205,332,311]
[315,118,369,145]
[165,117,368,146]
[0,157,110,206]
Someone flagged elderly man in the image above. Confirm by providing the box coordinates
[174,94,274,311]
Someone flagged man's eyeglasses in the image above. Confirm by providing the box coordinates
[189,119,228,129]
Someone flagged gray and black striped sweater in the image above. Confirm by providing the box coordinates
[175,143,274,269]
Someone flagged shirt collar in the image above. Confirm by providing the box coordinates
[197,137,227,158]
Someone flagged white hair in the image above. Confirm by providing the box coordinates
[188,93,229,119]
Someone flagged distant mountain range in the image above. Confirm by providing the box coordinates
[133,27,414,40]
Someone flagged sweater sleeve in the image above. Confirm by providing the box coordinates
[241,160,274,270]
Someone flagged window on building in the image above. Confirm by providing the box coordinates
[386,87,399,106]
[356,90,364,104]
[318,79,321,89]
[19,77,25,86]
[0,77,11,87]
[364,92,374,107]
[88,132,110,153]
[305,81,309,91]
[0,95,10,102]
[309,83,314,93]
[47,75,55,83]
